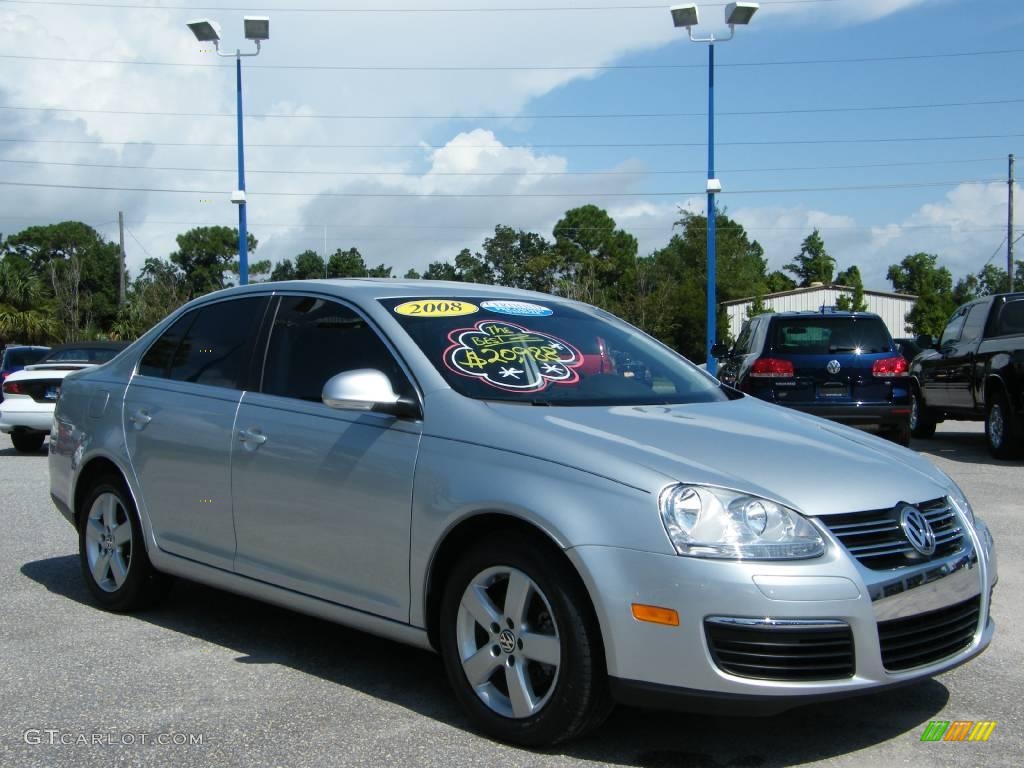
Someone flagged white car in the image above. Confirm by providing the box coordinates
[1,342,128,452]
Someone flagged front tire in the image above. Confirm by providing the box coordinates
[78,476,169,611]
[909,387,937,439]
[10,429,45,453]
[986,390,1022,459]
[439,533,611,746]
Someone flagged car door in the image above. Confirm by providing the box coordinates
[922,306,968,409]
[123,296,270,571]
[944,301,988,411]
[230,294,422,621]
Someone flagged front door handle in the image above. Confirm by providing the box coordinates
[128,409,152,430]
[238,428,267,448]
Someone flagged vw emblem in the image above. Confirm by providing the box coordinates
[826,359,841,375]
[497,629,517,654]
[899,504,936,556]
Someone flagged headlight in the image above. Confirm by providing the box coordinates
[659,484,824,560]
[948,484,975,527]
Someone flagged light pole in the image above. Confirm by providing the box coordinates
[671,3,758,375]
[187,16,270,286]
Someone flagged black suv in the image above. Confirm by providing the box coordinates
[717,311,912,445]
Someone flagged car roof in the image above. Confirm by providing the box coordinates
[207,278,572,304]
[754,310,883,320]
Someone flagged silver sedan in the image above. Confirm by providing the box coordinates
[48,280,997,746]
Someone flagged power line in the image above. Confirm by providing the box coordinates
[3,133,1022,149]
[2,47,1021,72]
[2,97,1021,121]
[0,155,1011,178]
[0,178,1003,198]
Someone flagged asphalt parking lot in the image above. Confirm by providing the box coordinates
[0,422,1020,768]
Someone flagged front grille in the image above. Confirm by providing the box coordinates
[878,596,980,671]
[705,619,855,681]
[820,497,964,570]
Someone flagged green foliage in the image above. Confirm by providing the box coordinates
[170,226,257,298]
[423,260,460,281]
[835,265,868,312]
[887,253,956,337]
[785,229,835,287]
[552,205,637,305]
[766,270,797,294]
[328,248,367,278]
[110,258,187,340]
[404,268,421,279]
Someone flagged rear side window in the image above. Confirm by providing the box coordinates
[996,299,1024,337]
[139,297,267,389]
[769,317,892,354]
[260,295,412,402]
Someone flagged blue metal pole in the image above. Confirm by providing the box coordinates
[706,43,717,375]
[236,55,249,286]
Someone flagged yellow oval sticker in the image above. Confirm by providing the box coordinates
[394,300,479,318]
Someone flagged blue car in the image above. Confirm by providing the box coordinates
[716,311,912,445]
[0,345,50,402]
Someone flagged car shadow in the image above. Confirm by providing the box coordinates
[21,554,950,766]
[912,427,1021,467]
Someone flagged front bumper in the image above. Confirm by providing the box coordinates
[566,515,995,712]
[0,399,55,434]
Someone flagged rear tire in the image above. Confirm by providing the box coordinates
[886,421,911,447]
[439,533,611,746]
[10,430,45,453]
[909,387,937,439]
[986,390,1022,459]
[78,476,169,612]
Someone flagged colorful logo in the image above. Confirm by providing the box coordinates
[479,300,554,317]
[443,320,582,392]
[920,720,997,742]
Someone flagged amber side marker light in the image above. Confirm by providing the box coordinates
[631,604,680,626]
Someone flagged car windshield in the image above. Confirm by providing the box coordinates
[381,297,727,406]
[42,347,122,364]
[770,316,893,355]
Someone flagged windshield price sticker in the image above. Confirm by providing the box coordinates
[443,321,583,392]
[479,300,553,317]
[394,300,478,318]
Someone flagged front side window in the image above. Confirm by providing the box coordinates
[260,295,412,402]
[381,297,726,406]
[960,302,988,342]
[138,297,267,389]
[940,308,968,348]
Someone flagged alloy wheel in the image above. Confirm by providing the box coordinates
[84,492,133,593]
[989,403,1005,450]
[455,566,561,719]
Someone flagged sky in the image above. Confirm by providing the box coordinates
[0,0,1022,291]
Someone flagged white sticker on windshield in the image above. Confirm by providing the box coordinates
[479,300,553,318]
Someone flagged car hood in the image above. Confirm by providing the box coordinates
[464,396,953,517]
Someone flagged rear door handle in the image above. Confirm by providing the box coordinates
[239,428,267,447]
[128,409,152,429]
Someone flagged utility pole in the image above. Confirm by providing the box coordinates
[117,211,125,309]
[1009,154,1015,292]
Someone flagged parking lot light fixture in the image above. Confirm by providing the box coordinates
[669,2,758,375]
[185,16,269,286]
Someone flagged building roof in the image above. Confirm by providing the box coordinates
[721,284,917,307]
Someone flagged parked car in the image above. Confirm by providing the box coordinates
[49,283,995,746]
[910,292,1024,458]
[1,342,128,452]
[894,336,925,365]
[0,345,50,402]
[716,310,912,445]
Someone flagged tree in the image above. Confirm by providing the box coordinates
[835,265,868,312]
[293,250,327,279]
[887,253,956,337]
[404,268,421,279]
[785,229,836,287]
[365,263,393,278]
[226,259,271,283]
[109,258,187,340]
[327,248,367,278]
[423,260,460,281]
[552,205,637,305]
[170,226,257,298]
[270,258,296,282]
[766,270,797,294]
[477,225,556,292]
[453,248,493,284]
[0,254,57,343]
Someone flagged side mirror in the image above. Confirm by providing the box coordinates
[322,369,420,419]
[710,342,730,359]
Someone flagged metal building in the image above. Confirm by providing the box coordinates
[722,285,918,341]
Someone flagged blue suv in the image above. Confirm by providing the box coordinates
[1,345,50,402]
[716,311,912,445]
